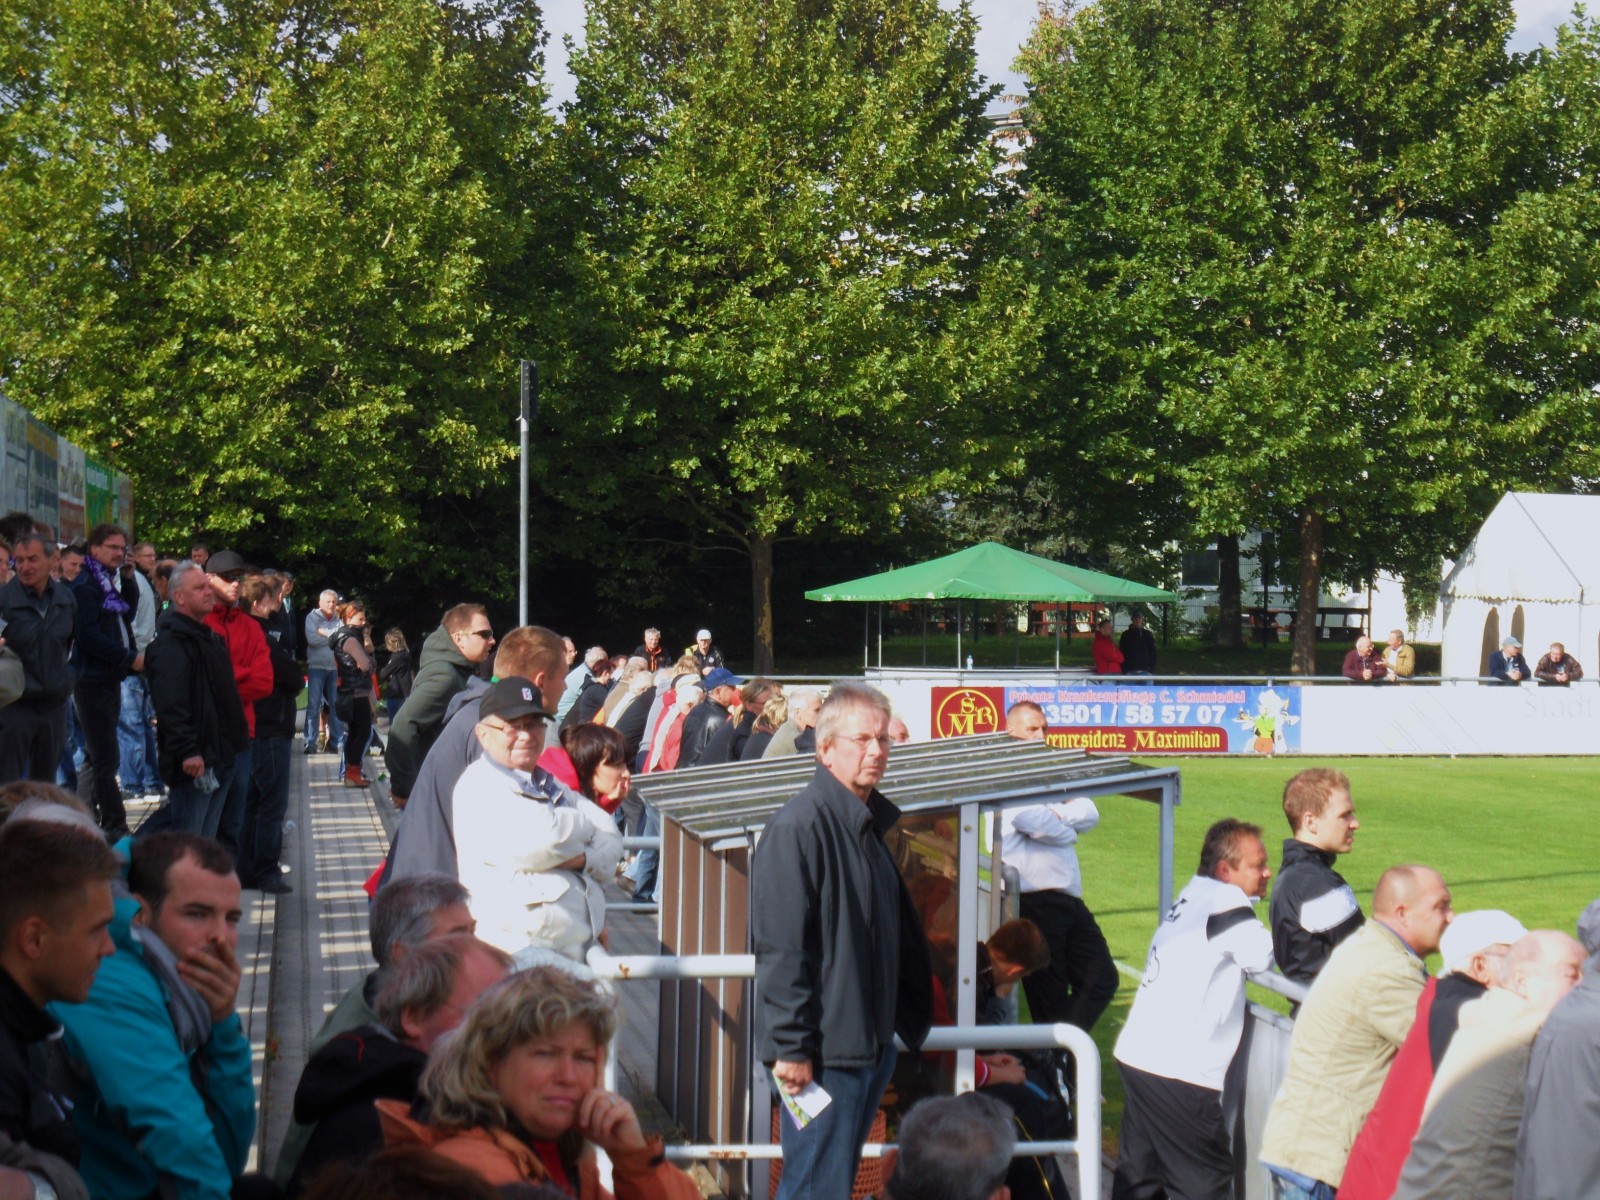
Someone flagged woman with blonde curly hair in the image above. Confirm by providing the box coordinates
[378,967,699,1197]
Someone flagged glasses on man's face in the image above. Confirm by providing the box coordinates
[842,733,892,750]
[464,629,495,641]
[101,543,127,554]
[481,719,545,740]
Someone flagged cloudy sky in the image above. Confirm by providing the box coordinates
[537,0,1580,112]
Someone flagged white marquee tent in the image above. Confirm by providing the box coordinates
[1439,492,1600,679]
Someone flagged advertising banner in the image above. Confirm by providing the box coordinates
[0,398,134,538]
[931,682,1302,755]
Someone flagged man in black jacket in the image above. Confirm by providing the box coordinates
[143,562,249,838]
[678,667,742,767]
[753,681,933,1200]
[1270,767,1365,987]
[1119,611,1158,675]
[68,524,142,838]
[698,677,777,766]
[0,814,119,1200]
[0,534,77,784]
[286,934,510,1192]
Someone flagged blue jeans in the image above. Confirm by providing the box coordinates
[239,736,291,884]
[304,668,345,747]
[155,757,239,838]
[214,742,253,859]
[624,802,661,900]
[774,1044,897,1200]
[116,675,161,793]
[1267,1166,1337,1200]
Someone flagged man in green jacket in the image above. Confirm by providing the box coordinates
[53,833,254,1200]
[384,604,495,803]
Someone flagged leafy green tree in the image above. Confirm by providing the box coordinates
[0,0,549,585]
[1017,0,1599,672]
[551,0,1028,671]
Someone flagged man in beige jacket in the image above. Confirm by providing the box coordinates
[1392,930,1584,1200]
[1260,865,1454,1198]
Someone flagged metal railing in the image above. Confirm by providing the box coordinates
[585,948,1103,1200]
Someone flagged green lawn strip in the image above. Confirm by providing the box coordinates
[1063,755,1600,1153]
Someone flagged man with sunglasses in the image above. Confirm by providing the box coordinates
[451,677,621,964]
[385,603,496,805]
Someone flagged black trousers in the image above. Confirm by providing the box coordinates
[1112,1063,1234,1200]
[73,678,127,833]
[1020,889,1120,1033]
[0,699,68,784]
[341,696,372,773]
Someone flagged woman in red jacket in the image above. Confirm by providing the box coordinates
[1092,618,1124,675]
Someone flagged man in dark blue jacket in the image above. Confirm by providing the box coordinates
[753,682,932,1200]
[68,524,141,838]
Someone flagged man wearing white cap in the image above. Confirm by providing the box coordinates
[1488,635,1531,684]
[1339,909,1528,1200]
[1512,898,1600,1200]
[690,628,724,677]
[1396,929,1585,1200]
[451,677,622,964]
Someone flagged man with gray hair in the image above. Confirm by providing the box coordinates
[302,588,345,754]
[271,874,475,1186]
[886,1093,1015,1200]
[763,688,822,758]
[143,561,249,836]
[282,934,511,1191]
[1512,899,1600,1200]
[555,644,608,724]
[1395,930,1585,1200]
[753,681,932,1200]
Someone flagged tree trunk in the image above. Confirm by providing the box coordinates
[1215,533,1243,648]
[750,530,775,675]
[1291,509,1325,675]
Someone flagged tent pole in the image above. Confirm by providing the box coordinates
[863,606,869,671]
[1055,608,1061,672]
[877,603,883,669]
[957,600,963,670]
[922,604,928,666]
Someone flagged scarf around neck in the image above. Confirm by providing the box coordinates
[85,555,130,615]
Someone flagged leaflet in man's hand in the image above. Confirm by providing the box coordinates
[772,1069,832,1130]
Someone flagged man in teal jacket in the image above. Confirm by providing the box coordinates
[52,832,254,1200]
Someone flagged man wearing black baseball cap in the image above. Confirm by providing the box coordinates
[450,677,622,964]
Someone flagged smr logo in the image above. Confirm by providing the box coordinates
[930,687,1003,738]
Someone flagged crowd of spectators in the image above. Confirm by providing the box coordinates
[7,507,1600,1199]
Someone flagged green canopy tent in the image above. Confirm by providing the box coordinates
[804,541,1179,668]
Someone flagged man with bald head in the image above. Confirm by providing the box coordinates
[1394,931,1584,1200]
[383,626,573,886]
[1261,865,1454,1198]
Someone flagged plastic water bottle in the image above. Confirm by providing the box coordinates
[196,768,218,795]
[966,654,974,670]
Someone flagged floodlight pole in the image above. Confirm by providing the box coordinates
[518,360,537,627]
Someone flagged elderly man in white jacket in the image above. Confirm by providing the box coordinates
[452,677,622,965]
[1001,701,1120,1033]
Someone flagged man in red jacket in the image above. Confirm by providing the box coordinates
[201,551,274,863]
